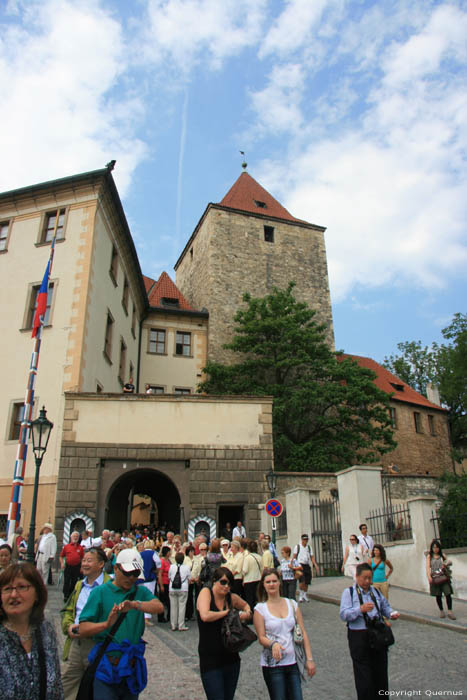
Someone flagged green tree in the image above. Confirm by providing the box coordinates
[437,472,467,548]
[383,313,467,462]
[199,283,396,472]
[383,340,438,396]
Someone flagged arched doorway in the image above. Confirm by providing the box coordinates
[106,469,181,533]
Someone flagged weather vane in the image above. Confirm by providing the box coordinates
[240,151,247,170]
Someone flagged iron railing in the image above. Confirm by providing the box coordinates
[310,497,343,576]
[431,511,467,549]
[366,503,412,543]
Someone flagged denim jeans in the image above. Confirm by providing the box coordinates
[93,678,139,700]
[262,663,303,700]
[200,661,241,700]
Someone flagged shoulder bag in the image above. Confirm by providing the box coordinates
[355,586,394,651]
[291,601,307,681]
[221,593,257,653]
[76,589,137,700]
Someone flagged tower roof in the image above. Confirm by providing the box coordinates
[218,171,306,224]
[148,271,195,311]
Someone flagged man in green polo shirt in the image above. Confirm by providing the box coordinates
[79,549,163,699]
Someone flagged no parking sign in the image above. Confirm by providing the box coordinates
[265,498,283,517]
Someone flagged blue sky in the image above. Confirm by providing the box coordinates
[1,0,466,363]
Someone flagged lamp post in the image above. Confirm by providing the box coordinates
[266,467,278,545]
[27,406,53,563]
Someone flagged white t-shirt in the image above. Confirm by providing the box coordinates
[168,563,191,592]
[255,599,298,667]
[294,543,313,566]
[358,534,374,556]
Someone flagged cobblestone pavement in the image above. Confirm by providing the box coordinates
[47,580,467,700]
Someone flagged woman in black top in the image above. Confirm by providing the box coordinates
[197,567,251,700]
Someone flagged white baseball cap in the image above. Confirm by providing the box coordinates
[116,549,144,575]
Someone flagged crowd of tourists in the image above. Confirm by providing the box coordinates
[0,518,457,700]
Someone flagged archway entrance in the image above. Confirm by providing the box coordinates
[105,469,181,533]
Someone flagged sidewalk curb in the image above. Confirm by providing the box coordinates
[308,592,467,635]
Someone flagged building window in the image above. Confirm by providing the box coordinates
[122,277,129,314]
[96,382,103,393]
[389,407,397,429]
[149,329,166,354]
[175,331,191,356]
[0,221,10,251]
[104,311,114,362]
[428,415,436,436]
[131,305,136,338]
[148,385,164,394]
[26,282,54,329]
[9,402,25,441]
[255,200,267,209]
[264,225,274,243]
[414,412,422,433]
[148,328,166,354]
[174,387,191,395]
[119,339,127,383]
[109,245,118,285]
[42,209,66,243]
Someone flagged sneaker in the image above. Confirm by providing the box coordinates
[439,611,446,618]
[447,612,456,620]
[178,625,189,631]
[171,626,177,631]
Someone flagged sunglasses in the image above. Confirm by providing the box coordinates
[118,565,140,577]
[218,579,231,586]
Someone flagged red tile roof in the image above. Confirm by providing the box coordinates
[219,172,308,224]
[342,354,444,410]
[143,275,156,295]
[148,271,194,311]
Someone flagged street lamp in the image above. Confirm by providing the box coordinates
[27,406,53,563]
[266,467,278,545]
[266,467,277,497]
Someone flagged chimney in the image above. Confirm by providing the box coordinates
[426,382,441,406]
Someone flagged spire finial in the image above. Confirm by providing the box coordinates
[240,151,247,171]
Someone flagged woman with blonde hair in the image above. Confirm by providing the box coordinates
[254,568,316,699]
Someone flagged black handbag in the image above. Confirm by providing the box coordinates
[221,607,257,653]
[356,586,395,651]
[76,589,137,700]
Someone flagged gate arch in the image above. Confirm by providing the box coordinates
[105,468,181,533]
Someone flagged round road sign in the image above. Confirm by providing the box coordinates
[265,499,283,517]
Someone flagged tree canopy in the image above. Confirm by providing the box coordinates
[199,283,396,472]
[383,313,467,463]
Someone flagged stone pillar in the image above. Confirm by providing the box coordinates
[336,465,384,554]
[285,488,311,550]
[405,496,437,592]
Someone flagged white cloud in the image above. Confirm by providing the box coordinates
[259,0,340,58]
[249,63,305,135]
[140,0,267,72]
[0,0,146,195]
[252,2,467,303]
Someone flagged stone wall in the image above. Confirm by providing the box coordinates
[176,206,334,364]
[54,442,271,544]
[379,402,453,476]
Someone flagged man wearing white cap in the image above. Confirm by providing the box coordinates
[79,549,163,699]
[36,522,57,583]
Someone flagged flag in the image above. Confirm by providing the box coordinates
[31,260,51,338]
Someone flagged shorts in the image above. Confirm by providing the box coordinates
[299,564,312,585]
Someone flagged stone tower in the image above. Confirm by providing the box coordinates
[174,171,334,363]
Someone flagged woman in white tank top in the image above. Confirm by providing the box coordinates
[253,568,316,699]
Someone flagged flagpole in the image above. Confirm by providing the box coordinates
[6,215,60,539]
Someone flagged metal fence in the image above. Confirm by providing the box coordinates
[366,502,412,543]
[277,508,288,537]
[310,497,343,576]
[431,511,467,549]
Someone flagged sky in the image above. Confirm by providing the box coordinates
[1,0,466,363]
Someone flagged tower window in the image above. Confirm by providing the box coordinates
[255,200,267,209]
[264,226,274,243]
